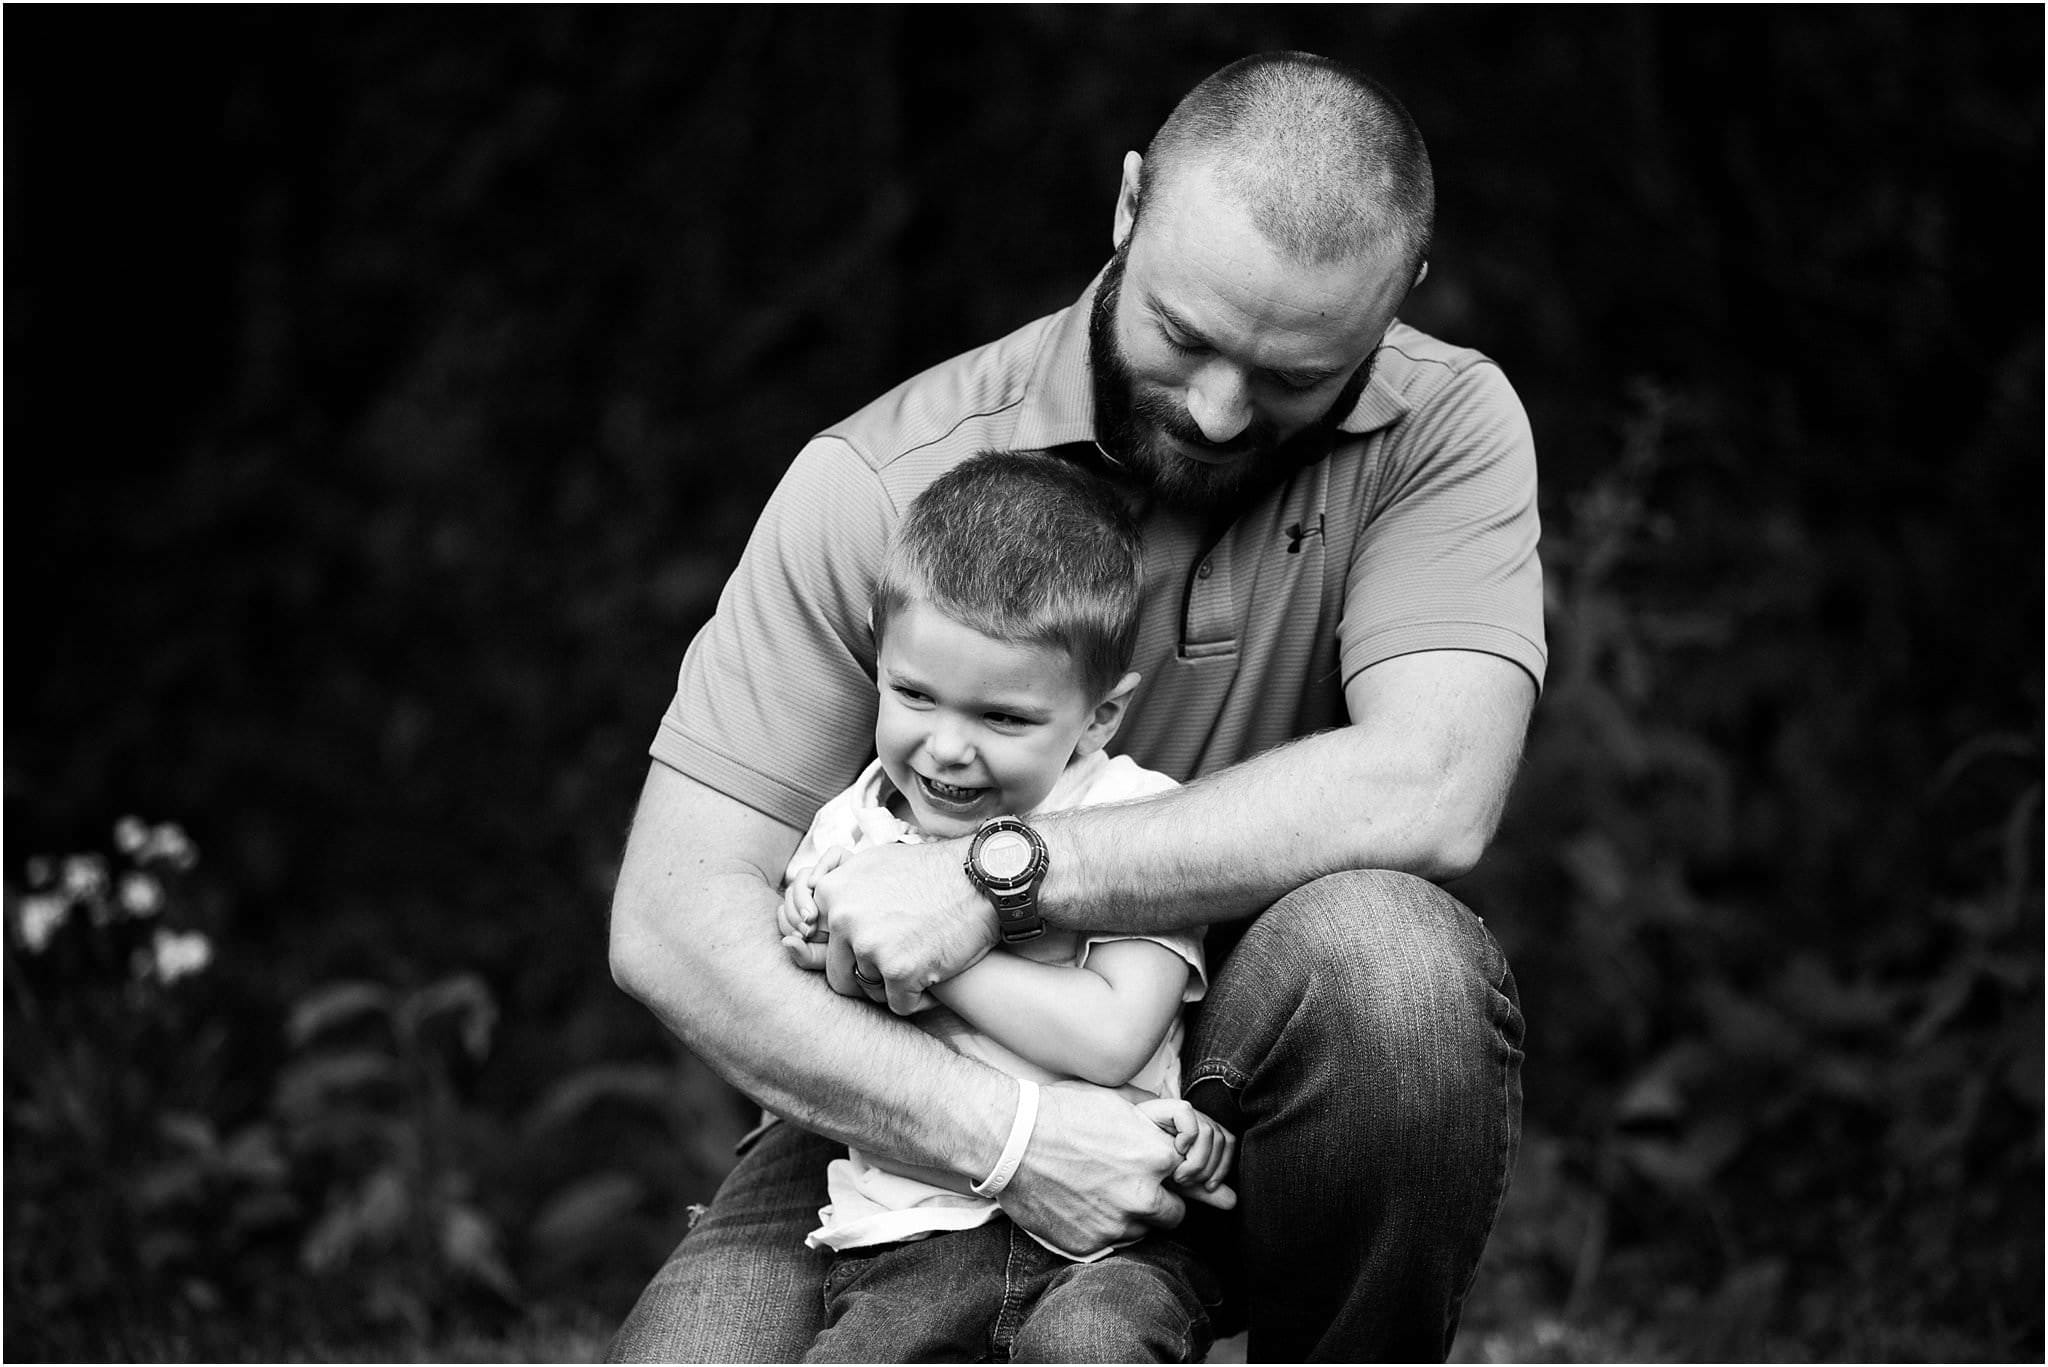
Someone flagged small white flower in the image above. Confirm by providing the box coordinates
[61,855,110,901]
[119,872,165,918]
[15,894,69,952]
[144,824,199,872]
[115,816,149,855]
[153,928,213,984]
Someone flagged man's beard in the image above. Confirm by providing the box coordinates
[1087,242,1374,517]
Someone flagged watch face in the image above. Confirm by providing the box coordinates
[979,829,1034,881]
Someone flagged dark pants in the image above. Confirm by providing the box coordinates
[808,1218,1217,1363]
[609,869,1525,1363]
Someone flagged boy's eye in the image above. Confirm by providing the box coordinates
[892,685,931,704]
[984,712,1035,728]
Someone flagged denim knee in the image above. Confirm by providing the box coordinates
[1180,870,1525,1361]
[1187,868,1523,1123]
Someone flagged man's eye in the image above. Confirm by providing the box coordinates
[1163,332,1208,356]
[1271,371,1326,393]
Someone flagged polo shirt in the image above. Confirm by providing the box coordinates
[654,269,1545,834]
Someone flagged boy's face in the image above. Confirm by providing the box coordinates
[874,600,1118,839]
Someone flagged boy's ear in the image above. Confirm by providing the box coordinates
[1075,670,1142,757]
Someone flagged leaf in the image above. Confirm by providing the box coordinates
[301,1165,409,1272]
[1903,956,1978,1048]
[288,981,395,1046]
[1614,1114,1745,1191]
[441,1203,519,1299]
[132,1158,208,1212]
[1612,1044,1704,1127]
[156,1109,218,1155]
[1560,831,1630,907]
[524,1063,681,1134]
[221,1125,291,1184]
[1697,980,1803,1063]
[1771,952,1903,1032]
[274,1049,400,1118]
[528,1171,648,1255]
[402,972,496,1059]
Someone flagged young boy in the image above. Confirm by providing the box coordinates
[774,450,1235,1363]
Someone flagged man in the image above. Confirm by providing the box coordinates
[608,50,1540,1362]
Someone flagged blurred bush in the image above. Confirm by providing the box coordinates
[5,5,2039,1359]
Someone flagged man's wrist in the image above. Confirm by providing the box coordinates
[970,1077,1040,1197]
[960,816,1050,943]
[946,1062,1030,1186]
[934,835,1007,945]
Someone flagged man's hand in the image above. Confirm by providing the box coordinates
[995,1081,1189,1256]
[813,838,998,1015]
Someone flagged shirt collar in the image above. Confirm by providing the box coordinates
[1008,268,1110,451]
[1010,263,1415,451]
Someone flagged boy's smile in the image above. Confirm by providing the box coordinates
[873,600,1120,839]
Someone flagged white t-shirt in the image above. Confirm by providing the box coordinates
[786,749,1205,1261]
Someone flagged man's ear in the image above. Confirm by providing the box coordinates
[1112,151,1143,251]
[1413,259,1430,289]
[1075,670,1142,757]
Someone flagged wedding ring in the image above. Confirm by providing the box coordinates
[853,963,883,988]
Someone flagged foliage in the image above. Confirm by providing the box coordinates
[5,5,2040,1361]
[1456,384,2043,1359]
[4,818,746,1361]
[4,821,273,1357]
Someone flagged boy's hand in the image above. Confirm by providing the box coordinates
[1135,1097,1238,1210]
[777,847,851,972]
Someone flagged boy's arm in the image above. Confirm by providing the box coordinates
[608,763,1193,1255]
[927,938,1191,1089]
[815,650,1535,1012]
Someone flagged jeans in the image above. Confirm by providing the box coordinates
[609,869,1524,1363]
[808,1219,1217,1363]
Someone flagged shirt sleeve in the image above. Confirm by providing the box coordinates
[1340,358,1547,692]
[1077,930,1208,1004]
[653,439,898,830]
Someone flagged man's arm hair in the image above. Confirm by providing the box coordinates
[606,762,1016,1173]
[1030,648,1534,934]
[608,760,1196,1251]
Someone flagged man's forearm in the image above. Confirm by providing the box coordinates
[607,767,1015,1181]
[1037,732,1447,934]
[1034,651,1534,935]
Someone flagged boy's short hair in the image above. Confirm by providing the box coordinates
[874,451,1143,701]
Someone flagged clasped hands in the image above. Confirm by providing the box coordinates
[777,839,977,1014]
[776,838,1238,1233]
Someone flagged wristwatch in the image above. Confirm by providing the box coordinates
[964,815,1049,943]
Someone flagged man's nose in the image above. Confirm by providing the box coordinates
[1185,362,1253,444]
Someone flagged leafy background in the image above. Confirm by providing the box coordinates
[5,6,2040,1361]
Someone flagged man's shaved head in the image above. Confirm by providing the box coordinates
[1136,51,1434,280]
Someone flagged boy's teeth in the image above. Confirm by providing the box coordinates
[926,777,979,800]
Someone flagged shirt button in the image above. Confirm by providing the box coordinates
[1196,561,1213,579]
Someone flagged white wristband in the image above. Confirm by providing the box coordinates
[970,1077,1040,1199]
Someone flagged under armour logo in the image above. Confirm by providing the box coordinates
[1285,514,1325,553]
